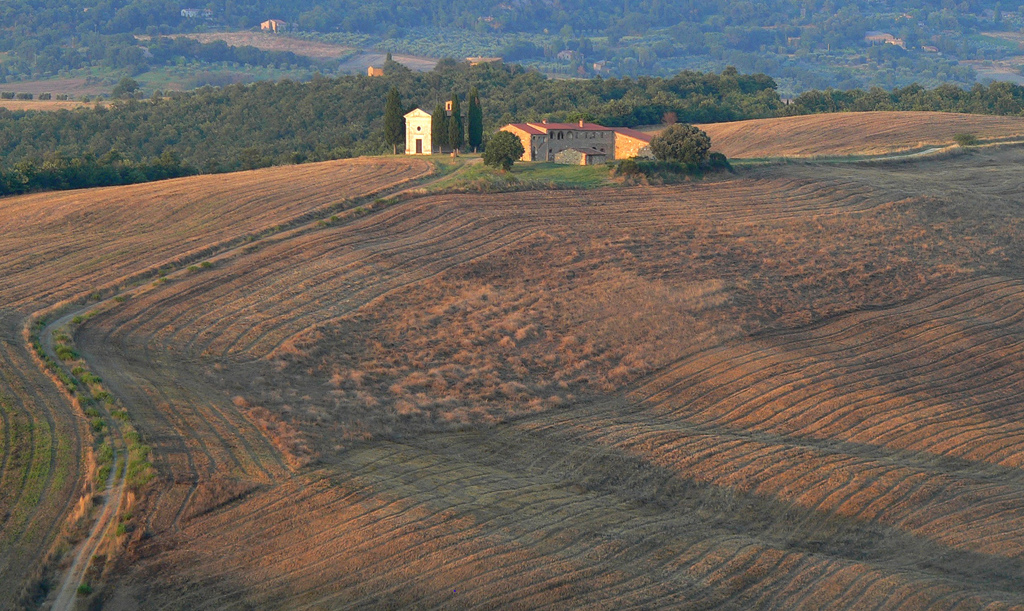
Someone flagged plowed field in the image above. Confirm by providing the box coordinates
[0,157,432,310]
[69,144,1024,608]
[696,111,1024,158]
[0,156,431,609]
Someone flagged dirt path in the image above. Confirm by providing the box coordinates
[49,449,124,610]
[31,157,469,603]
[40,307,129,611]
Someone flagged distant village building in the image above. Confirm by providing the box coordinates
[864,31,895,44]
[261,19,287,32]
[500,120,653,163]
[404,108,432,155]
[592,60,608,72]
[466,57,502,66]
[181,8,212,18]
[556,49,578,62]
[367,66,384,77]
[554,148,607,165]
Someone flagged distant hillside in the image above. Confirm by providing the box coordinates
[697,111,1024,158]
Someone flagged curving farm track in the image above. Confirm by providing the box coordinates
[0,156,432,609]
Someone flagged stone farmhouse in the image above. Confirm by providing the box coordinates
[500,120,653,163]
[401,111,654,163]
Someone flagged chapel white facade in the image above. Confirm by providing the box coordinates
[404,108,432,155]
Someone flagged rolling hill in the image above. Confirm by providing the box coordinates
[5,112,1024,609]
[0,156,431,608]
[696,111,1024,158]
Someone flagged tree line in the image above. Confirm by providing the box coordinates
[2,62,1024,196]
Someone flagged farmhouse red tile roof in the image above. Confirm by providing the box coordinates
[505,122,654,142]
[526,121,610,131]
[610,127,653,142]
[507,123,546,135]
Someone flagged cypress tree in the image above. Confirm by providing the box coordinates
[467,86,483,153]
[431,102,448,152]
[448,93,463,154]
[383,86,404,154]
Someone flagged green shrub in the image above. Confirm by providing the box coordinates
[199,261,213,269]
[77,583,92,596]
[97,443,114,463]
[650,123,712,165]
[954,133,979,146]
[483,130,526,171]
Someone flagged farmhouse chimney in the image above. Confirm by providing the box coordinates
[579,119,584,127]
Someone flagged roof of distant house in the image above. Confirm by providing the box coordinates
[527,121,609,131]
[610,127,652,142]
[505,123,546,135]
[504,122,656,139]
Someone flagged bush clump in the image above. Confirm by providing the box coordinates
[650,123,712,166]
[615,152,731,182]
[953,133,979,146]
[483,130,526,171]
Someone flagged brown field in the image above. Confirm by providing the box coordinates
[148,32,357,59]
[8,119,1024,608]
[0,78,109,97]
[149,32,440,72]
[0,157,432,311]
[50,143,1024,608]
[695,111,1024,158]
[0,157,429,609]
[0,99,98,112]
